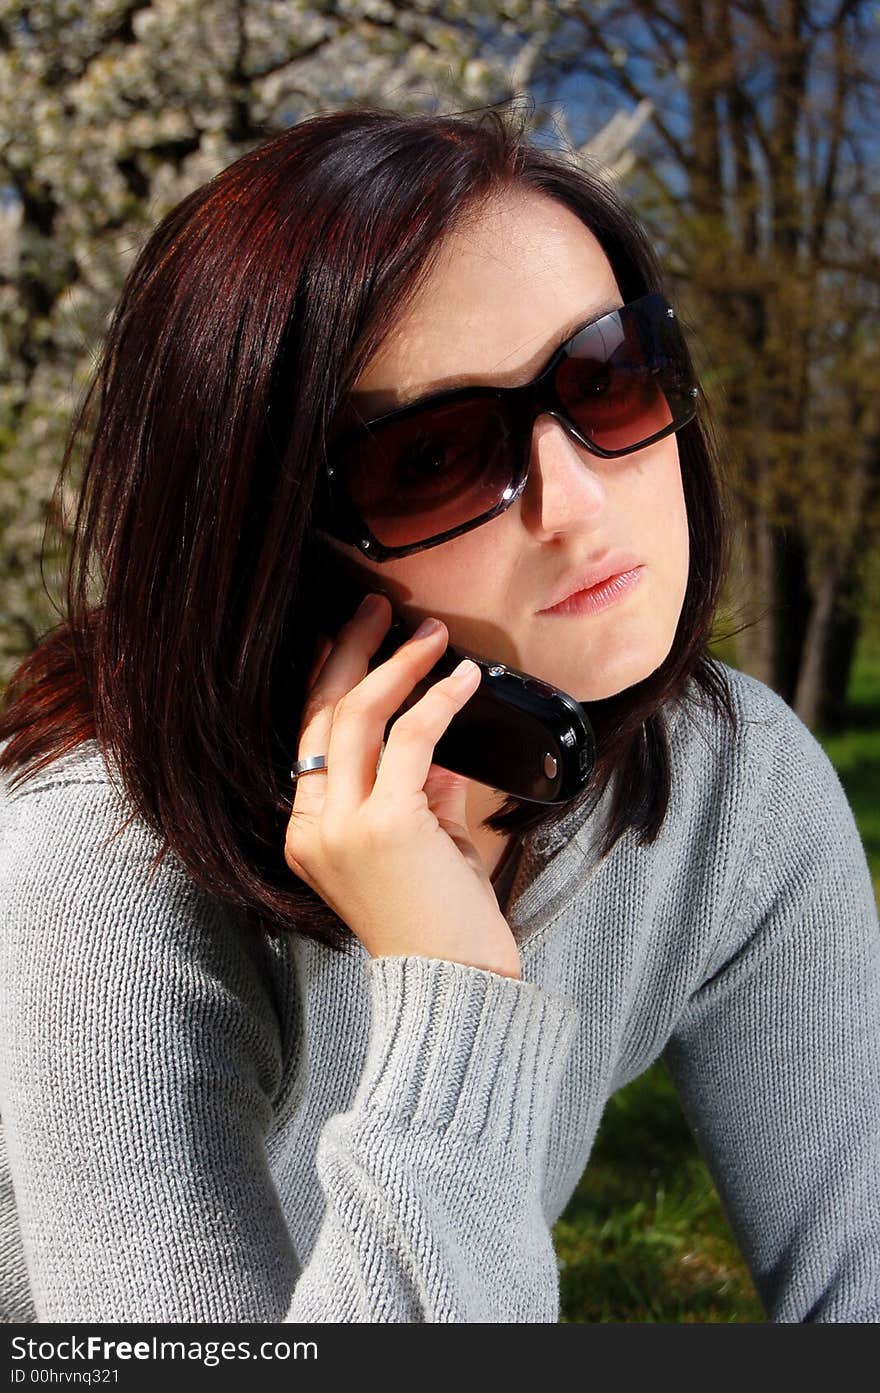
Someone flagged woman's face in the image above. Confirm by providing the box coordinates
[319,188,690,702]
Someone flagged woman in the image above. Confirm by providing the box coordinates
[0,105,877,1324]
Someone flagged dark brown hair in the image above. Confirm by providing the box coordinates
[0,100,739,954]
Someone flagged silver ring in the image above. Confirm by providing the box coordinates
[290,755,328,783]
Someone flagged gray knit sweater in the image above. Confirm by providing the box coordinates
[1,662,878,1323]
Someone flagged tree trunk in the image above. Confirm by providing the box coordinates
[820,587,863,730]
[774,524,812,702]
[794,557,839,728]
[732,475,779,691]
[810,440,878,726]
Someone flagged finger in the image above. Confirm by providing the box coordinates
[292,593,393,816]
[306,593,390,705]
[370,657,481,807]
[321,617,451,819]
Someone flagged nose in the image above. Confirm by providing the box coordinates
[517,412,609,534]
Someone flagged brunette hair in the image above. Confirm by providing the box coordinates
[0,101,740,954]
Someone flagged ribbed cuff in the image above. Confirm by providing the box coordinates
[349,954,580,1165]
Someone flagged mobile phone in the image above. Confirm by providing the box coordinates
[309,542,596,805]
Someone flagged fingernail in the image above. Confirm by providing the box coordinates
[412,616,442,639]
[451,658,478,681]
[357,592,384,619]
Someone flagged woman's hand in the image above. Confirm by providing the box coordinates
[285,592,522,979]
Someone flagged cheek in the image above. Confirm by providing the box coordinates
[377,540,486,623]
[672,465,690,577]
[397,528,510,610]
[643,450,689,576]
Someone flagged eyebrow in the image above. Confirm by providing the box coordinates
[350,298,622,417]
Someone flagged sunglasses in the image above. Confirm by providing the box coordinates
[314,292,699,560]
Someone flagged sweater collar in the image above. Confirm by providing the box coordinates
[520,692,688,862]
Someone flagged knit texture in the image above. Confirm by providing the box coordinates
[0,661,877,1323]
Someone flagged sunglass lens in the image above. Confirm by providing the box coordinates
[340,398,517,548]
[557,302,694,454]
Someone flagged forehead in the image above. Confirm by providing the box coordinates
[351,189,622,415]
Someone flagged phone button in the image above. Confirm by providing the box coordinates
[543,753,558,779]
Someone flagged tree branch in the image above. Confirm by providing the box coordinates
[571,6,691,170]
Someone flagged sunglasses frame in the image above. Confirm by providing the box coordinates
[314,291,699,561]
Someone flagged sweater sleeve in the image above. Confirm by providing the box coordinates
[661,697,880,1322]
[287,952,577,1322]
[0,775,579,1323]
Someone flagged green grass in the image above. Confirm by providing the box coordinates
[815,636,880,903]
[556,1064,764,1323]
[555,627,880,1323]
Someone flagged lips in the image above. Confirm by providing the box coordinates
[538,552,644,612]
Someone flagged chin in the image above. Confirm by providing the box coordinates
[570,637,674,703]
